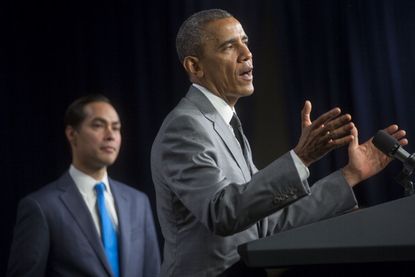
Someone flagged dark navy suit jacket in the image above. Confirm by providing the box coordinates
[7,172,160,277]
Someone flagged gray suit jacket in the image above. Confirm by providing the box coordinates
[7,172,160,277]
[151,86,357,276]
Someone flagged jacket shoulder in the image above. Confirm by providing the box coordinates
[110,179,149,201]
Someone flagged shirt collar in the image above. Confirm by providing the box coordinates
[69,165,111,196]
[192,83,236,125]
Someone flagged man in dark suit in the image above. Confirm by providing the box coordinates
[150,9,407,276]
[7,95,160,277]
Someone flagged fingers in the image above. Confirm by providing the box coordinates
[347,125,358,150]
[395,131,408,146]
[303,105,353,150]
[329,133,354,148]
[383,124,408,146]
[311,107,342,130]
[351,125,358,146]
[324,114,353,139]
[383,124,398,134]
[301,100,312,128]
[321,117,354,150]
[295,103,356,166]
[311,114,353,147]
[321,122,354,150]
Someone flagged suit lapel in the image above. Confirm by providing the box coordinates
[57,173,113,276]
[186,86,251,181]
[110,179,130,277]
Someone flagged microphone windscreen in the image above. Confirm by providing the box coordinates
[372,130,400,156]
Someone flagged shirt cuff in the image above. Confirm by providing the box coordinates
[290,149,310,181]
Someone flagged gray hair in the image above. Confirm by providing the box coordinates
[176,9,233,62]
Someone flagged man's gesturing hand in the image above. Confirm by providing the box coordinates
[294,100,354,167]
[342,124,408,187]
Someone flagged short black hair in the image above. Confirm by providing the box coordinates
[176,9,233,62]
[64,94,111,130]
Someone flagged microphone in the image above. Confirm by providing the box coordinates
[373,130,415,196]
[372,130,414,164]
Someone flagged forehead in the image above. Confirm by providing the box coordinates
[83,102,119,122]
[203,17,246,45]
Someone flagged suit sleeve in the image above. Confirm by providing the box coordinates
[142,195,161,277]
[152,114,312,236]
[260,170,357,237]
[7,197,50,277]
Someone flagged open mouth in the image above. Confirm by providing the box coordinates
[239,67,253,81]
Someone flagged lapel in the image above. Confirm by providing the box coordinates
[110,179,130,277]
[57,172,113,276]
[185,86,251,181]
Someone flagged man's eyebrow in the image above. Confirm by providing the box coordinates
[91,117,120,125]
[217,35,249,49]
[218,38,237,49]
[91,117,106,123]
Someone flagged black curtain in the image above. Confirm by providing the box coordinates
[2,0,415,274]
[270,0,415,206]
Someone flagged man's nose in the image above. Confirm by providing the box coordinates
[104,127,115,140]
[239,44,252,62]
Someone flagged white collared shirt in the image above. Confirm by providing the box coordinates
[192,83,309,181]
[193,83,235,128]
[69,165,119,237]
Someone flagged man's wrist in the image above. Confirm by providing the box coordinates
[290,150,310,181]
[341,166,361,187]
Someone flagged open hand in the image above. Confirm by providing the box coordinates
[342,124,408,187]
[294,100,354,167]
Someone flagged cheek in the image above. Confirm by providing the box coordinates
[213,65,232,83]
[82,141,97,153]
[224,63,236,79]
[79,136,100,151]
[116,137,122,148]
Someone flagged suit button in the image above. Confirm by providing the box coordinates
[272,196,284,205]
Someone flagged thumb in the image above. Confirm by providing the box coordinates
[349,125,358,149]
[301,100,312,128]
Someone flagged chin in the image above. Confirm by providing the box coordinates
[99,156,117,166]
[240,86,254,96]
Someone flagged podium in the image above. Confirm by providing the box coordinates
[238,195,415,270]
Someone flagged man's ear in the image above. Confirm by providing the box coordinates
[65,126,77,147]
[183,56,204,79]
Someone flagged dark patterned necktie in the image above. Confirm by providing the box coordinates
[230,113,247,156]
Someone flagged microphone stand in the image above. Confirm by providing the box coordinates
[394,153,415,196]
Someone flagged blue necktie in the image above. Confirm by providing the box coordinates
[95,182,120,277]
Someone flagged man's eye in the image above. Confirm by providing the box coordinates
[222,44,233,50]
[92,124,104,128]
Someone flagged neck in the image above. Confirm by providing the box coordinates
[211,91,238,107]
[72,162,107,180]
[223,96,238,107]
[194,82,238,107]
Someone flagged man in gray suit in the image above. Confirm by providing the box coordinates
[8,95,160,277]
[151,9,407,277]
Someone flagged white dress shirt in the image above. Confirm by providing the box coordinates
[69,165,119,237]
[192,83,310,181]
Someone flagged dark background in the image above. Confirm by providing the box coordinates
[2,0,415,274]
